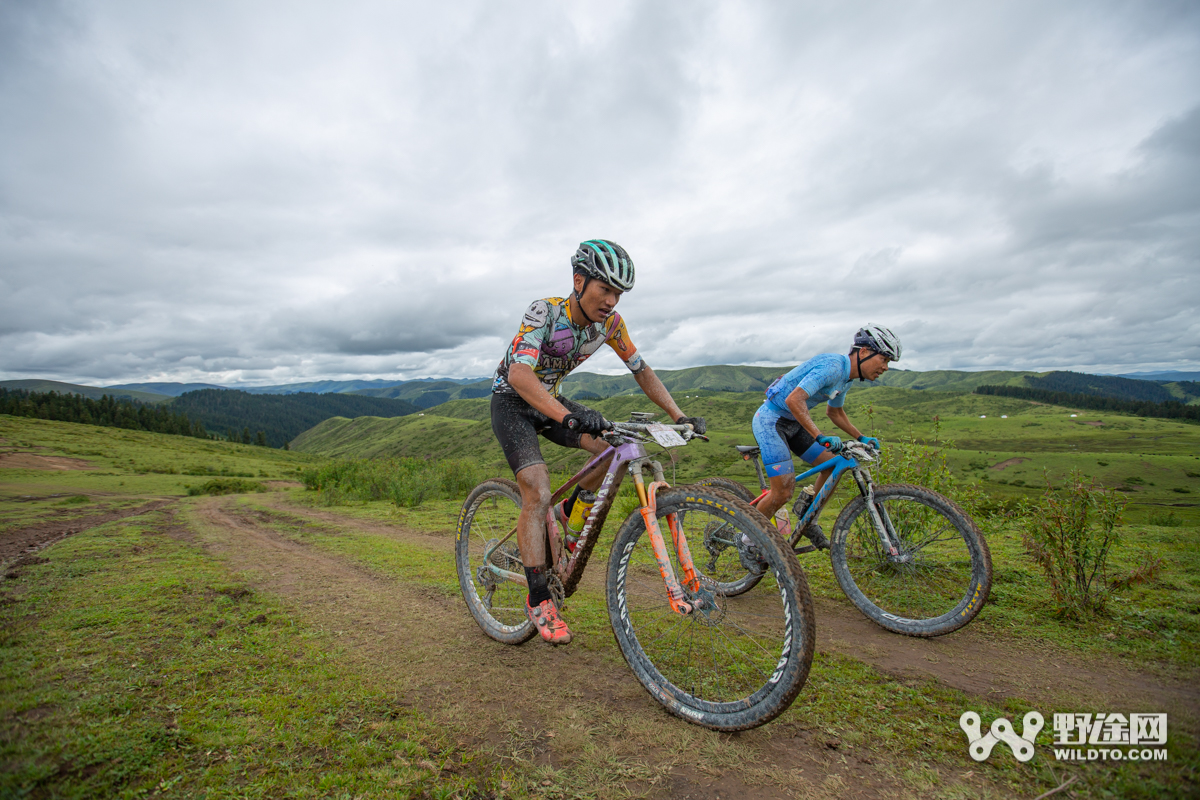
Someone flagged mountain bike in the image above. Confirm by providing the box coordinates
[455,415,816,731]
[693,440,991,637]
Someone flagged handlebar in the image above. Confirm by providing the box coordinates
[601,420,707,446]
[834,440,879,461]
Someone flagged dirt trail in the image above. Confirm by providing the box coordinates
[0,452,96,470]
[257,494,1200,721]
[1,499,171,567]
[189,497,911,799]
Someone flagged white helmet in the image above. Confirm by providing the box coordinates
[853,324,901,361]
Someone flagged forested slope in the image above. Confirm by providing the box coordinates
[171,389,419,448]
[1024,371,1200,404]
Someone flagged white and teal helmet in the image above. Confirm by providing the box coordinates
[853,324,902,361]
[571,239,636,292]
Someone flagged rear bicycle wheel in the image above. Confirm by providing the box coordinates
[607,487,815,731]
[688,477,764,597]
[830,483,991,637]
[455,479,536,644]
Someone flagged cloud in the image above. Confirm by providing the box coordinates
[1,0,1197,386]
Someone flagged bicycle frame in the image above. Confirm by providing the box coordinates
[743,444,901,557]
[478,425,705,615]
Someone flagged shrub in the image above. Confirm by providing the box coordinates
[868,419,1000,526]
[187,478,267,496]
[1110,550,1165,591]
[1147,510,1183,527]
[1021,471,1125,619]
[302,457,481,508]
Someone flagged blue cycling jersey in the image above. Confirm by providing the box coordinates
[764,353,852,418]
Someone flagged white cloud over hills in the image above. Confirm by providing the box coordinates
[1,1,1197,386]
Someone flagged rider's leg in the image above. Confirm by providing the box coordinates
[513,462,572,643]
[758,474,795,521]
[752,403,796,520]
[575,433,613,492]
[514,463,552,571]
[809,449,836,495]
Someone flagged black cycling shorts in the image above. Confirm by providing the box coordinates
[490,391,592,475]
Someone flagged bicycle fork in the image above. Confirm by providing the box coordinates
[851,468,901,558]
[630,459,702,615]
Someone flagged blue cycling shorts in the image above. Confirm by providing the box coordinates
[752,403,826,477]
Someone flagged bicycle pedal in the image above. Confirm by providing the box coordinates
[792,544,817,555]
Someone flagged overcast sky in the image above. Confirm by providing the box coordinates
[1,1,1197,387]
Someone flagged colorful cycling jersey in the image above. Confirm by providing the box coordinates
[764,353,852,418]
[492,297,642,396]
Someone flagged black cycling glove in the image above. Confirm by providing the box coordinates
[563,409,610,435]
[675,415,707,435]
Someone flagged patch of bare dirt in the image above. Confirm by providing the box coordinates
[806,595,1199,718]
[1079,421,1104,427]
[990,457,1029,471]
[186,497,918,800]
[0,500,172,566]
[0,453,96,471]
[256,494,1200,720]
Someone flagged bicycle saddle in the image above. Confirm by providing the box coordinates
[734,445,760,456]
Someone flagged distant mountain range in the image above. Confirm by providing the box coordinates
[5,366,1199,420]
[0,379,171,405]
[1114,371,1200,382]
[104,382,227,397]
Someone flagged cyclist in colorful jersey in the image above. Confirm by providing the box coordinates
[752,325,901,550]
[491,239,705,645]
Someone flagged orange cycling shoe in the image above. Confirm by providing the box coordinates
[526,597,573,645]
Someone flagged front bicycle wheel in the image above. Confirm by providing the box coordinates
[830,483,991,637]
[607,487,815,731]
[688,477,764,597]
[455,479,536,644]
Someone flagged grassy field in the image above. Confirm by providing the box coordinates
[3,410,1199,798]
[293,387,1200,523]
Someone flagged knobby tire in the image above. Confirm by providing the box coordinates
[829,483,991,637]
[455,478,537,644]
[607,487,815,731]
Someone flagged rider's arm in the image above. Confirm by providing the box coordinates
[784,387,824,439]
[633,365,685,422]
[604,314,685,424]
[508,363,573,422]
[826,405,863,440]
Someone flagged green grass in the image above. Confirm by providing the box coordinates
[0,511,491,799]
[4,408,1199,798]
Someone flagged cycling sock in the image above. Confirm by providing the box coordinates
[525,565,552,606]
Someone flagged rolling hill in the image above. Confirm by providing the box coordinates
[105,382,228,397]
[1024,371,1200,404]
[350,379,493,407]
[0,379,170,405]
[171,389,420,448]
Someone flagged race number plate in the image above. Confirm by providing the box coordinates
[646,423,686,448]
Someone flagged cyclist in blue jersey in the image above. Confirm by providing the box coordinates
[752,325,901,549]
